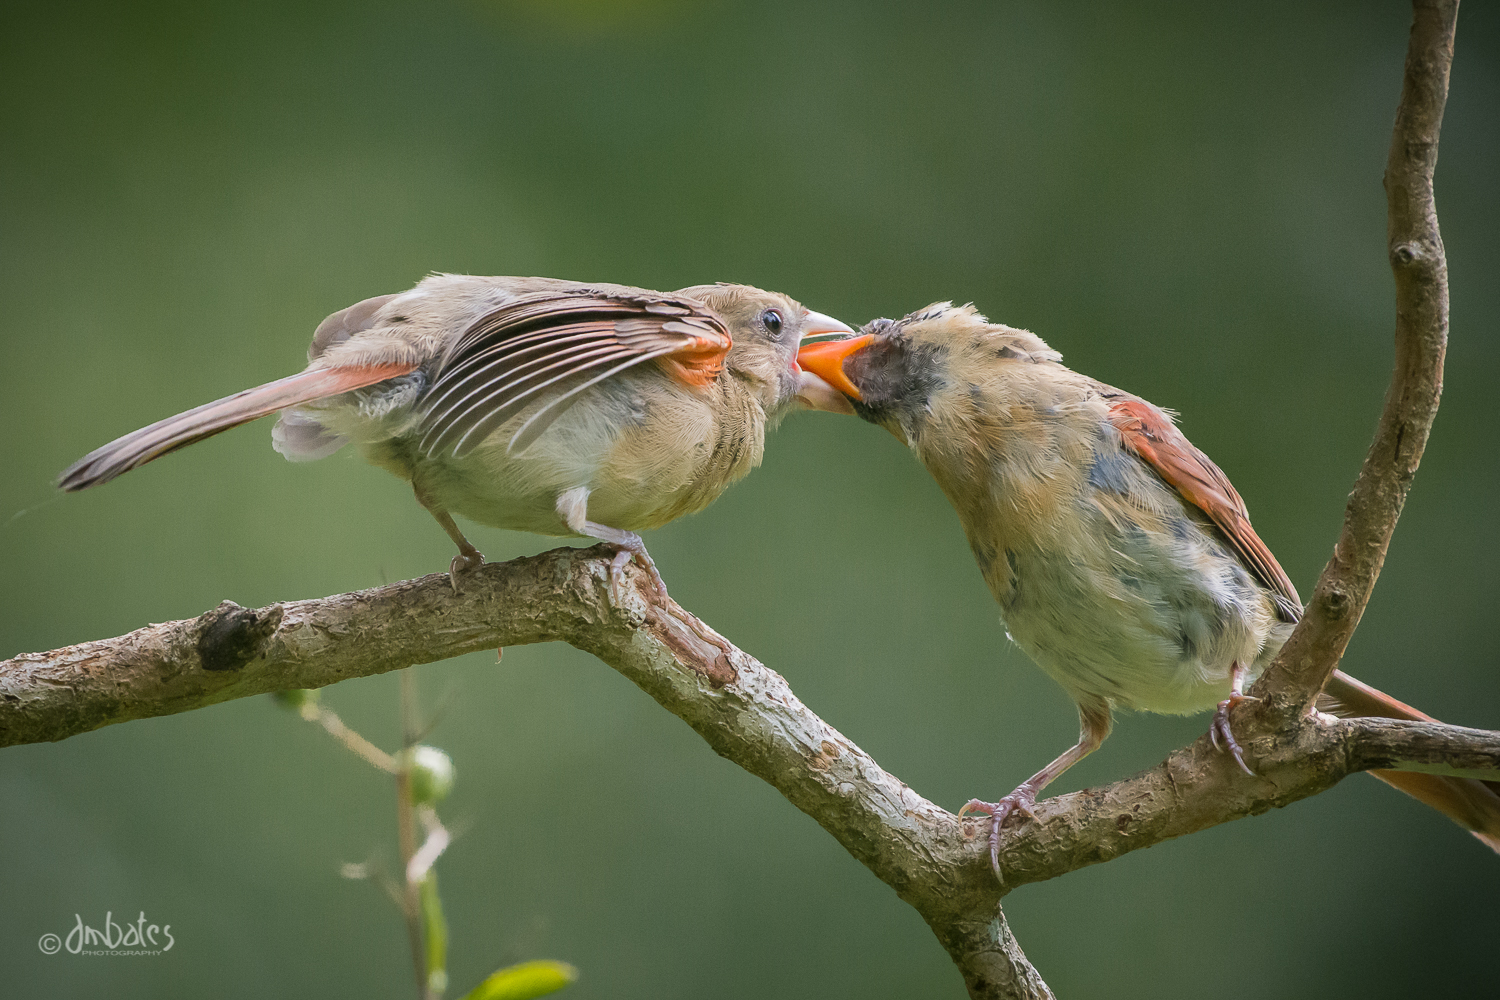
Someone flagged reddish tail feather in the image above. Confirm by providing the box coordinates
[58,362,416,491]
[1324,670,1500,853]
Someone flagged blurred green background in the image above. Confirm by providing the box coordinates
[3,1,1497,996]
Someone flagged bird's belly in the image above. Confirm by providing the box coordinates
[993,532,1286,716]
[408,450,576,535]
[360,377,746,537]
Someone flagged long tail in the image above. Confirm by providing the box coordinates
[1323,670,1500,853]
[58,362,416,491]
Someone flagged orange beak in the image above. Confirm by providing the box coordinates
[796,334,873,402]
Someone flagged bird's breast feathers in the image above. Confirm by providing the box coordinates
[927,379,1289,714]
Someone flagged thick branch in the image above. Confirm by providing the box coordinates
[0,547,1046,993]
[996,716,1500,888]
[1257,0,1457,713]
[4,546,1496,994]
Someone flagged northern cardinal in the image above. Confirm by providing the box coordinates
[796,302,1500,873]
[61,274,852,596]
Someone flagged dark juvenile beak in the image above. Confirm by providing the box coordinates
[795,335,874,413]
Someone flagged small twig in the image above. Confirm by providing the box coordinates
[397,671,431,1000]
[302,703,398,773]
[407,805,453,885]
[1344,717,1500,781]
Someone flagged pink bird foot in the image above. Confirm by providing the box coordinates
[959,788,1039,880]
[1209,691,1259,776]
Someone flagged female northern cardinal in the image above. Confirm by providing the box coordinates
[796,302,1500,872]
[61,274,852,595]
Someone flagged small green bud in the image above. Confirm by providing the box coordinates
[272,688,319,711]
[408,745,455,805]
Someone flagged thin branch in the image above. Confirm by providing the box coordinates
[1344,717,1500,781]
[1256,0,1458,714]
[304,703,398,773]
[0,548,1047,989]
[398,670,435,1000]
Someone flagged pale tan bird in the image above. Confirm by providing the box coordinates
[798,302,1500,875]
[61,274,852,596]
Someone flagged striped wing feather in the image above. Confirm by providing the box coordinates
[1104,393,1303,622]
[417,293,731,458]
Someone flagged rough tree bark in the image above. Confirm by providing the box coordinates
[0,3,1479,997]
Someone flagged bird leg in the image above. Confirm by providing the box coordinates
[959,700,1112,881]
[556,487,666,602]
[413,485,485,592]
[1209,661,1258,776]
[554,487,734,663]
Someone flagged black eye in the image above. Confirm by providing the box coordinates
[761,308,783,336]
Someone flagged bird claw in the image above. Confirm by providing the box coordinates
[606,545,667,605]
[1210,693,1258,776]
[959,788,1038,881]
[448,546,486,593]
[602,545,731,661]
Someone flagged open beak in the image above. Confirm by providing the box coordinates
[794,312,861,414]
[795,335,873,413]
[800,310,856,341]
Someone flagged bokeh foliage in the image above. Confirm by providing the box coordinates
[2,1,1497,996]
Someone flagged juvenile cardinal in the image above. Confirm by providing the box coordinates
[797,302,1500,873]
[61,274,852,595]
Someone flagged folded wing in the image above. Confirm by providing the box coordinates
[1104,392,1303,622]
[1105,389,1500,852]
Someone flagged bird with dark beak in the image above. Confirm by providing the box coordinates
[797,302,1500,876]
[61,274,852,599]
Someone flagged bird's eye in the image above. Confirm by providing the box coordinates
[761,309,783,336]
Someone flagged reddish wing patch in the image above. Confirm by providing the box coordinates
[1106,394,1302,621]
[653,323,731,388]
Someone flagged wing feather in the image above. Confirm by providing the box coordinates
[419,325,624,442]
[418,293,731,458]
[443,345,640,456]
[1104,392,1303,622]
[59,362,417,490]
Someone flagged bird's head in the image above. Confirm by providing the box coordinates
[795,301,1064,451]
[677,283,853,419]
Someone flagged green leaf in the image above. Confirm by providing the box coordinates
[458,960,579,1000]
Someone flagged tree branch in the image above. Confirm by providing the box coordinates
[1256,0,1457,714]
[1344,717,1500,781]
[3,545,1496,996]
